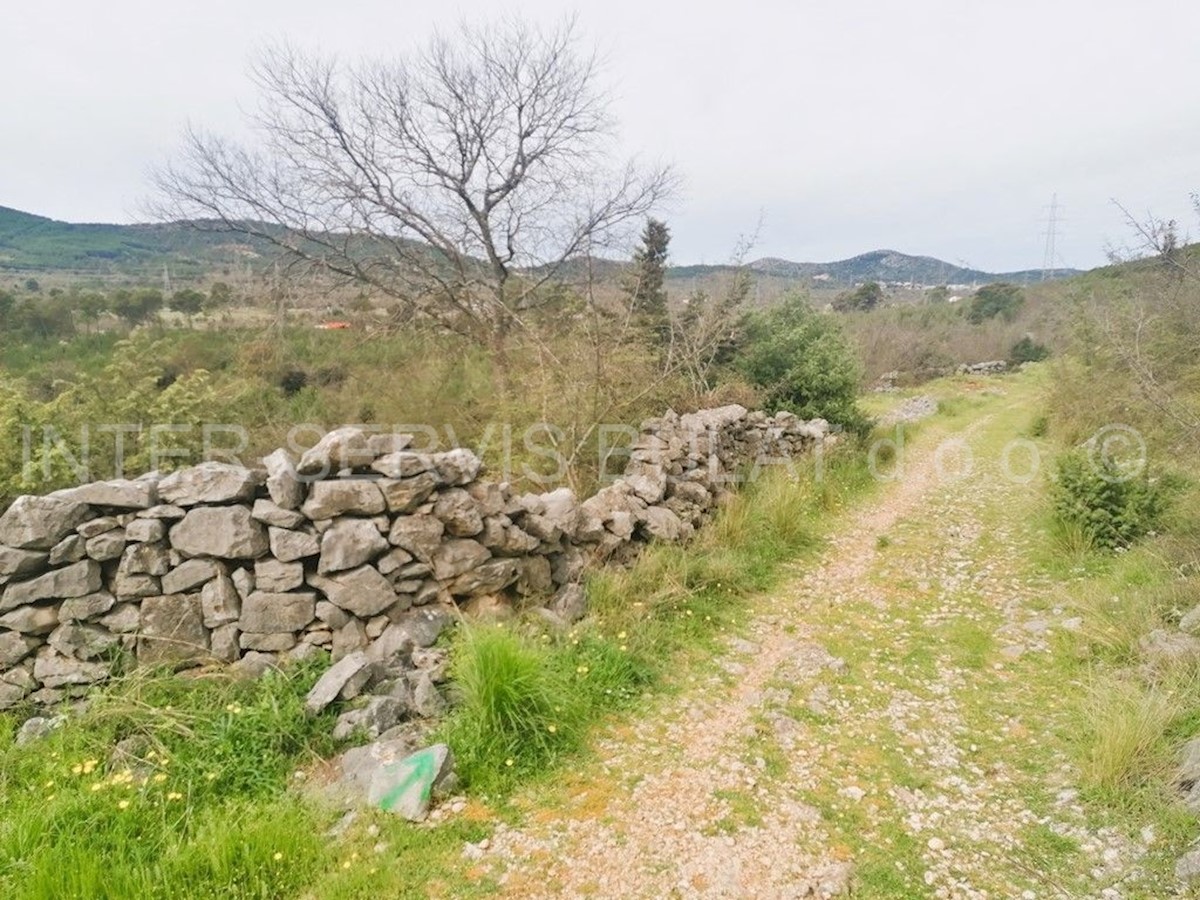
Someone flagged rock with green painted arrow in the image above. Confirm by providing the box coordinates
[366,743,455,821]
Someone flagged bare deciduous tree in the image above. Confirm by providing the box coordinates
[152,18,673,357]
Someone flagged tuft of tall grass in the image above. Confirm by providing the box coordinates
[1080,676,1186,794]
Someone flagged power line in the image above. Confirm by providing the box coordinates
[1041,194,1065,280]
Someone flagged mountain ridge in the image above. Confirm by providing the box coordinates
[0,205,1079,285]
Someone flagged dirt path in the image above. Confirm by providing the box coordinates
[468,389,1155,898]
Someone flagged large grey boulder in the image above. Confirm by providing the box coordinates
[378,473,440,513]
[433,489,484,537]
[388,515,445,561]
[200,574,241,627]
[332,695,407,742]
[59,591,116,622]
[549,583,587,624]
[297,427,376,476]
[255,558,304,592]
[55,478,157,510]
[48,622,118,661]
[309,565,397,618]
[332,618,368,661]
[0,604,61,635]
[0,546,49,579]
[1140,630,1200,668]
[0,496,91,550]
[368,433,413,457]
[251,498,306,529]
[262,449,305,510]
[125,519,166,543]
[138,595,209,665]
[0,668,36,709]
[162,558,225,595]
[302,480,386,519]
[112,572,160,600]
[158,462,259,507]
[515,557,554,596]
[48,535,86,566]
[1177,848,1200,881]
[1,560,102,611]
[624,465,668,504]
[239,591,316,633]
[117,543,170,577]
[319,519,390,574]
[430,449,482,486]
[0,631,39,667]
[240,631,297,653]
[411,672,447,718]
[33,647,110,687]
[268,527,320,562]
[84,530,127,562]
[389,606,455,648]
[305,650,371,715]
[430,540,490,580]
[170,506,269,559]
[641,506,685,542]
[1180,606,1200,635]
[449,559,519,596]
[77,516,120,539]
[467,481,506,517]
[210,623,240,662]
[479,516,540,555]
[528,488,580,538]
[354,742,455,821]
[100,603,141,634]
[372,452,434,479]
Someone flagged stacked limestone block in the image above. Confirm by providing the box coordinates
[0,406,831,708]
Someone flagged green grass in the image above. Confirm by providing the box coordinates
[0,661,338,898]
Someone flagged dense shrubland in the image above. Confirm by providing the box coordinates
[839,281,1068,382]
[0,271,873,511]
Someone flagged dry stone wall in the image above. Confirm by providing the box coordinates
[0,405,830,709]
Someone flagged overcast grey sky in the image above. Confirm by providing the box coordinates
[3,1,1197,271]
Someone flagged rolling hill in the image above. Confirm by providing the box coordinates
[0,206,266,277]
[672,250,1077,287]
[0,205,1077,287]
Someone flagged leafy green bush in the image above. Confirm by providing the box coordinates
[738,295,868,433]
[1052,450,1171,550]
[832,281,883,312]
[1010,335,1050,364]
[968,282,1024,324]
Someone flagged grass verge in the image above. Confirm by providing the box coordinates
[436,440,878,797]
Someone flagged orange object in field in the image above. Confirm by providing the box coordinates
[316,321,353,330]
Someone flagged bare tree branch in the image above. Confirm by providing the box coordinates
[151,18,674,357]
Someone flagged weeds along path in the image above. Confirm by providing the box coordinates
[471,381,1153,899]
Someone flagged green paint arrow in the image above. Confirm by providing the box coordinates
[377,748,438,813]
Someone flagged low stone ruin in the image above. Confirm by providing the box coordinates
[0,404,831,710]
[957,360,1008,376]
